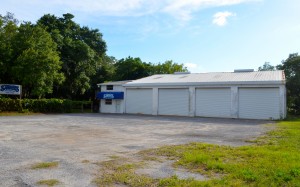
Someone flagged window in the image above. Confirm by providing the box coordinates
[105,99,112,105]
[106,85,113,90]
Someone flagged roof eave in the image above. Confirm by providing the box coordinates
[123,81,285,87]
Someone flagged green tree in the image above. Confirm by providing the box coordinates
[277,53,300,114]
[153,60,188,74]
[11,23,64,98]
[114,56,151,81]
[0,13,18,83]
[37,13,107,98]
[113,57,188,81]
[258,62,275,71]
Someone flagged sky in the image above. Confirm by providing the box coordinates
[1,0,299,73]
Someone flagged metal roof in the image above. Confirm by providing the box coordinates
[124,70,285,87]
[98,80,132,86]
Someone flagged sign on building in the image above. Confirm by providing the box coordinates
[0,84,22,95]
[97,92,124,99]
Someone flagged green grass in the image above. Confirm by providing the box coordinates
[81,159,90,163]
[36,179,60,186]
[94,118,300,187]
[94,158,157,187]
[146,118,300,186]
[0,111,37,116]
[31,162,59,169]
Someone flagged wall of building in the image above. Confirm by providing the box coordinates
[122,84,286,120]
[99,85,125,114]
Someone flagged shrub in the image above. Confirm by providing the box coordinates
[0,98,22,112]
[0,98,88,113]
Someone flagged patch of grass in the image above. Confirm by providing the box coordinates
[94,118,300,186]
[94,157,157,187]
[109,155,120,159]
[36,179,60,186]
[81,159,90,163]
[146,118,300,186]
[31,162,59,169]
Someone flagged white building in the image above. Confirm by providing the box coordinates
[97,70,286,120]
[97,80,131,114]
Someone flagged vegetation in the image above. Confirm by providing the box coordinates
[277,54,300,115]
[94,158,156,187]
[0,12,187,100]
[0,98,92,113]
[31,161,59,169]
[95,119,300,186]
[36,179,60,186]
[0,111,36,116]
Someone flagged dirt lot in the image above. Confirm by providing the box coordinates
[0,114,271,186]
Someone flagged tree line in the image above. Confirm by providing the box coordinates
[258,54,300,115]
[0,13,187,99]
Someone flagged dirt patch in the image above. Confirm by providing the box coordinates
[137,160,206,180]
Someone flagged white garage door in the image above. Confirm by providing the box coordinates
[158,88,189,116]
[238,88,280,119]
[195,88,231,118]
[125,88,153,115]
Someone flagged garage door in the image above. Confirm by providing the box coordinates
[125,88,152,114]
[158,88,189,116]
[195,88,231,118]
[238,88,280,119]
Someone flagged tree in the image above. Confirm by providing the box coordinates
[37,13,107,98]
[277,53,300,114]
[113,57,188,81]
[258,62,275,71]
[153,60,188,74]
[11,23,64,98]
[0,13,18,83]
[114,56,151,81]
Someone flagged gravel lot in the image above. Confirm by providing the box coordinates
[0,114,272,186]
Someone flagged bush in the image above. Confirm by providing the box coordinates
[0,98,22,112]
[22,99,73,113]
[0,98,89,113]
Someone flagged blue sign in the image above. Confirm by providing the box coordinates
[0,84,21,95]
[97,92,124,99]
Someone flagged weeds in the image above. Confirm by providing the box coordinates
[94,119,300,186]
[94,158,157,187]
[31,162,59,169]
[36,179,60,186]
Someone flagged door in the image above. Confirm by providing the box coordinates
[125,88,153,114]
[158,88,189,116]
[238,88,280,119]
[195,88,231,118]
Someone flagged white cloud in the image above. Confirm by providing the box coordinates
[184,63,204,73]
[162,0,258,21]
[0,0,259,25]
[212,11,235,26]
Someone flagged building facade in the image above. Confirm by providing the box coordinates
[97,70,286,120]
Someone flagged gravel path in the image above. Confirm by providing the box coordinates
[0,114,272,186]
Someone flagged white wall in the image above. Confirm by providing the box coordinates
[131,85,286,119]
[99,85,125,114]
[106,84,287,119]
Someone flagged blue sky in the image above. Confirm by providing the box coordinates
[1,0,299,73]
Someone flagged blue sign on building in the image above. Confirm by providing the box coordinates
[97,92,124,99]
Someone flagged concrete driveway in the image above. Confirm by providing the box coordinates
[0,114,271,186]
